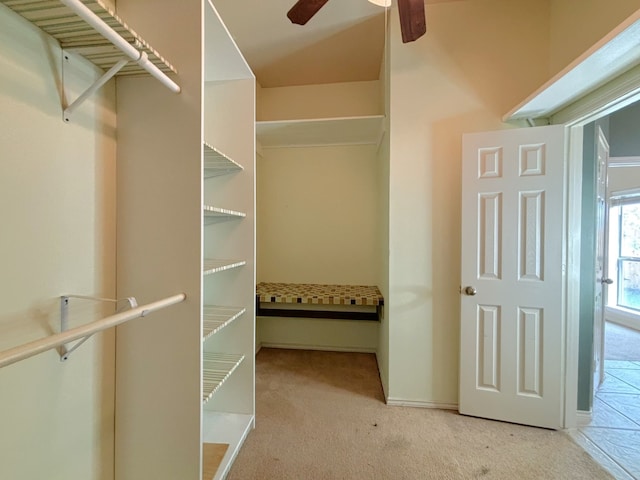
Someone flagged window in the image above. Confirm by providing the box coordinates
[608,194,640,312]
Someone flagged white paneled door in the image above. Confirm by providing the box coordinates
[460,125,566,429]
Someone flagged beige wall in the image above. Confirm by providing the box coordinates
[257,144,379,284]
[385,0,551,405]
[0,5,116,479]
[257,80,383,121]
[549,0,640,75]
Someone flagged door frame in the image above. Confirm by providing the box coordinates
[503,12,640,429]
[558,84,640,429]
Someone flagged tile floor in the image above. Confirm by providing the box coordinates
[573,360,640,479]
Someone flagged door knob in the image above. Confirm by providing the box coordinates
[464,286,477,296]
[601,278,614,285]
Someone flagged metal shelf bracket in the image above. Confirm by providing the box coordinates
[59,294,138,361]
[63,55,130,123]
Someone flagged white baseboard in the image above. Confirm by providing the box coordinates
[259,342,377,354]
[386,397,458,410]
[576,409,593,427]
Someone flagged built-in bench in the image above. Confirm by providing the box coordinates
[256,282,384,321]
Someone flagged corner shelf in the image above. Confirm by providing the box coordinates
[203,205,246,224]
[204,142,243,178]
[202,352,245,404]
[203,306,246,341]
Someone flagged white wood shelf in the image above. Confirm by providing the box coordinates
[203,305,246,341]
[1,0,177,77]
[203,205,246,223]
[202,352,245,404]
[204,142,243,178]
[203,259,246,276]
[200,6,255,478]
[256,115,385,148]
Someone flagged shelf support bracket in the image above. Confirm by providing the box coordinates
[59,294,138,361]
[63,56,129,123]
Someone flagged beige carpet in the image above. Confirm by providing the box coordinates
[227,348,613,480]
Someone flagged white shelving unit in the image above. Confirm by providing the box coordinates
[201,142,249,415]
[200,3,256,477]
[114,0,255,479]
[201,139,249,435]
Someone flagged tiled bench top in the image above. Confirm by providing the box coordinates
[256,282,384,307]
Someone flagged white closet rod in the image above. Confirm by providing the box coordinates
[59,0,181,93]
[0,293,186,369]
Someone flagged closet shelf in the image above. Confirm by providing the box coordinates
[256,115,385,148]
[2,0,178,78]
[204,142,243,178]
[203,305,246,341]
[203,205,246,223]
[203,259,246,276]
[202,352,245,404]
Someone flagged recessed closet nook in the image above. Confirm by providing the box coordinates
[255,80,387,353]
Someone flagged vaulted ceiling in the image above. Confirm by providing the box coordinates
[212,0,462,87]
